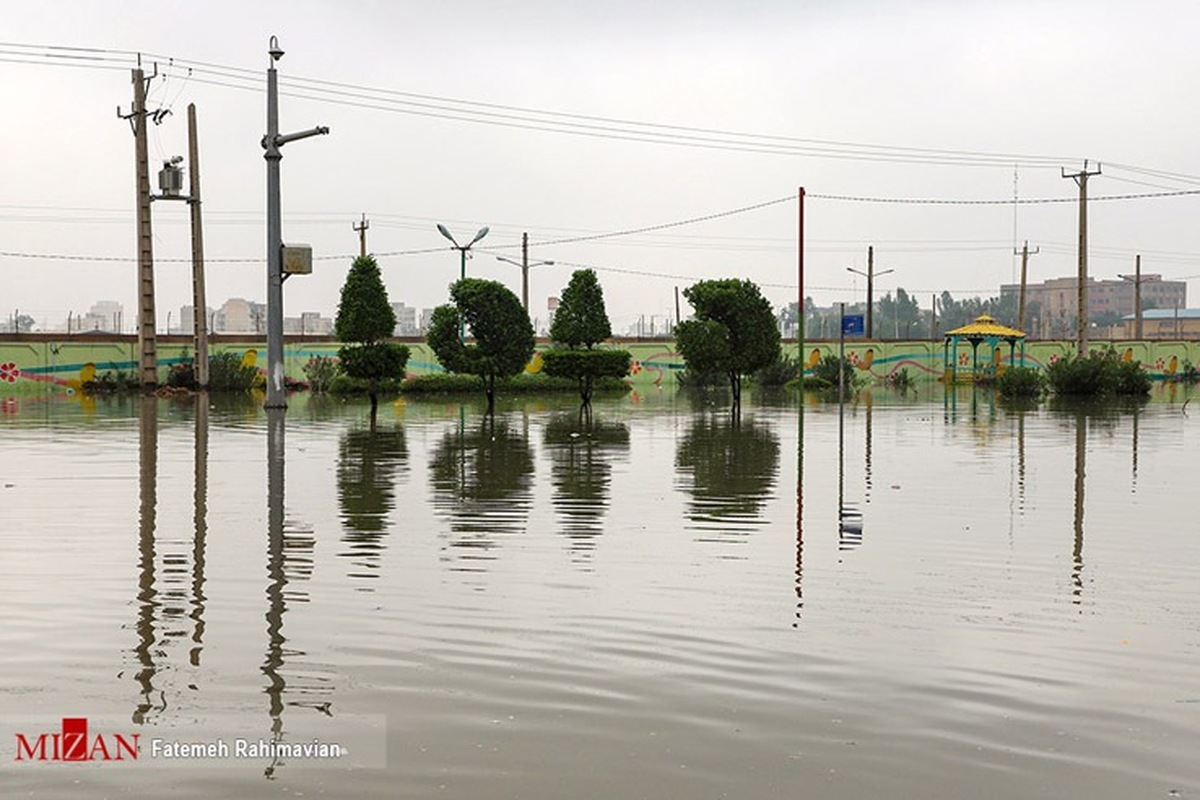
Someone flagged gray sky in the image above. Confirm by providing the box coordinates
[3,0,1199,334]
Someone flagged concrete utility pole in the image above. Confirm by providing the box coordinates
[353,213,369,258]
[847,246,894,339]
[1014,240,1039,333]
[494,231,551,314]
[188,104,210,388]
[1063,161,1101,357]
[1119,255,1143,340]
[131,68,157,389]
[262,36,330,409]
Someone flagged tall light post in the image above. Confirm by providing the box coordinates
[1119,254,1143,340]
[437,224,489,342]
[263,36,329,409]
[847,246,894,339]
[495,232,553,313]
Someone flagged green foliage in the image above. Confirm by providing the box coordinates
[337,342,410,385]
[880,367,915,392]
[550,269,613,348]
[82,369,141,394]
[996,365,1045,398]
[1179,360,1199,384]
[166,358,196,389]
[676,279,780,408]
[1045,349,1152,396]
[541,348,631,405]
[303,355,339,393]
[334,255,396,344]
[207,351,259,392]
[426,279,535,412]
[752,353,799,387]
[805,354,858,393]
[401,372,630,395]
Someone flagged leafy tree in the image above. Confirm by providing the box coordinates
[675,278,780,410]
[427,278,535,414]
[335,255,410,422]
[550,268,612,346]
[543,269,631,409]
[13,313,35,334]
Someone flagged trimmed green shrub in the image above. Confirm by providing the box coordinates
[1046,348,1151,397]
[541,348,632,406]
[996,365,1044,398]
[401,372,629,395]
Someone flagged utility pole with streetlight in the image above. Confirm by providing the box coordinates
[847,246,893,339]
[262,36,329,409]
[1063,161,1101,357]
[1119,254,1143,340]
[495,232,553,313]
[437,224,489,342]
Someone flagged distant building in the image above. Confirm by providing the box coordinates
[178,305,215,335]
[418,308,435,334]
[80,300,124,333]
[391,302,419,336]
[213,298,266,333]
[1001,274,1186,337]
[284,311,333,335]
[1122,308,1200,339]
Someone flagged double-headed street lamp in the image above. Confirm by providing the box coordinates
[437,224,489,342]
[846,245,894,339]
[495,232,553,313]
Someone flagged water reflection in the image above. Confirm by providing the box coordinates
[543,413,631,560]
[428,413,535,568]
[837,392,863,552]
[130,396,210,725]
[1072,410,1086,605]
[337,425,409,583]
[675,413,780,544]
[262,409,325,779]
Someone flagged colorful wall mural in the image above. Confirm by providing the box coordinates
[1,336,1197,396]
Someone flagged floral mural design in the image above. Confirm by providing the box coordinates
[0,362,20,383]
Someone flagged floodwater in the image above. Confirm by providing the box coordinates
[1,387,1198,799]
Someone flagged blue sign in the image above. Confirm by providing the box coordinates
[842,314,865,336]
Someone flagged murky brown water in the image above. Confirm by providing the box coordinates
[1,388,1198,798]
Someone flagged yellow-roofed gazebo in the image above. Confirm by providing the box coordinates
[942,314,1026,383]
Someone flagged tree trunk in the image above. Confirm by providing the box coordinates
[485,374,495,416]
[729,370,741,414]
[368,390,378,431]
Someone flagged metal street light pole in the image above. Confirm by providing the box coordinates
[263,36,329,410]
[495,232,553,313]
[847,246,894,339]
[437,224,490,343]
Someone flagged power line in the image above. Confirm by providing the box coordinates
[809,188,1200,204]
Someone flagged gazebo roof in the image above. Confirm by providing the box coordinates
[944,314,1026,339]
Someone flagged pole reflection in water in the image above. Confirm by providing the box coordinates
[133,396,161,725]
[130,395,210,724]
[1072,410,1086,604]
[675,411,780,545]
[262,408,325,780]
[1131,403,1140,492]
[795,395,804,626]
[428,413,535,570]
[543,413,630,562]
[337,423,408,585]
[191,396,208,666]
[837,391,863,551]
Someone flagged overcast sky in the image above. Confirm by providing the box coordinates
[3,0,1199,333]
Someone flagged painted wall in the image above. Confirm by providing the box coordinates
[1,336,1196,395]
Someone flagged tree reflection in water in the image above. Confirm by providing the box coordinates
[428,413,534,568]
[675,412,780,544]
[543,413,630,561]
[337,425,408,583]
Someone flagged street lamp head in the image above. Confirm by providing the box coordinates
[469,226,490,247]
[436,224,459,247]
[268,36,284,62]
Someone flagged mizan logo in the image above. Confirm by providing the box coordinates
[14,718,139,762]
